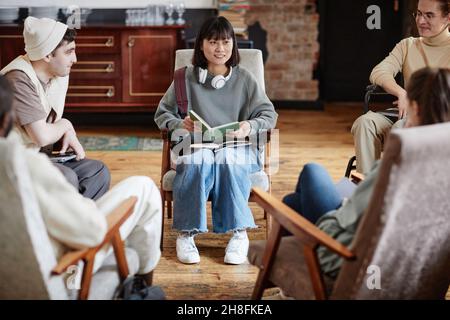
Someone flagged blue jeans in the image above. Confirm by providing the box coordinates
[283,163,342,224]
[172,146,260,234]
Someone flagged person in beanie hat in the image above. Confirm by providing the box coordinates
[24,17,68,61]
[0,16,111,200]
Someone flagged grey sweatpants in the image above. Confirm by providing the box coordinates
[54,158,110,200]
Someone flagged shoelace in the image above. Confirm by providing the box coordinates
[226,234,247,253]
[179,236,197,252]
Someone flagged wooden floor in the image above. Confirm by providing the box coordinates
[77,104,449,300]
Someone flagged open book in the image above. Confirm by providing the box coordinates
[190,140,251,150]
[189,110,240,140]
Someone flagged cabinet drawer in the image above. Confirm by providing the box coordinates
[75,31,120,54]
[70,54,121,79]
[66,80,121,102]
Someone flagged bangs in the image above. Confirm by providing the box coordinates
[205,21,233,40]
[192,16,240,68]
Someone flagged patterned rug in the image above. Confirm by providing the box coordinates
[78,136,163,151]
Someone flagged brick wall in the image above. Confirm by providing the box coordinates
[246,0,319,100]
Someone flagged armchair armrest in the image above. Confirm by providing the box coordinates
[52,196,137,300]
[252,188,354,259]
[161,129,171,182]
[251,187,354,300]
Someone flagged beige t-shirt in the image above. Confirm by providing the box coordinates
[5,70,57,126]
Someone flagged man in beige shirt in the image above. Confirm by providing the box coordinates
[351,0,450,174]
[1,17,110,200]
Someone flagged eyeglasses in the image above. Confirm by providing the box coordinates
[412,10,437,21]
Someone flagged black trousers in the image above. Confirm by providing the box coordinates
[54,158,111,200]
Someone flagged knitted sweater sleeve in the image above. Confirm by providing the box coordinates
[154,81,184,131]
[369,38,410,87]
[244,71,278,132]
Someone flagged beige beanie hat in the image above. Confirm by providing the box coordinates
[23,16,68,61]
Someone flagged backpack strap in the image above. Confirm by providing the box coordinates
[174,66,188,118]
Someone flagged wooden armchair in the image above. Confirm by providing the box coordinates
[250,187,354,299]
[249,122,450,299]
[159,49,276,249]
[52,197,137,300]
[0,142,140,300]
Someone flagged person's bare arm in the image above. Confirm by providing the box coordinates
[378,79,408,119]
[24,118,86,160]
[369,39,409,119]
[59,129,86,160]
[24,118,74,147]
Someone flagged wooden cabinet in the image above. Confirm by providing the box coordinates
[0,25,185,112]
[122,29,177,106]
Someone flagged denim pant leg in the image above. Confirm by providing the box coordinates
[211,146,259,233]
[283,163,342,224]
[172,149,215,233]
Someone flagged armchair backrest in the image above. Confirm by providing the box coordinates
[0,140,68,299]
[333,122,450,299]
[174,49,266,92]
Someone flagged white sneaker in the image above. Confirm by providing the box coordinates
[224,230,249,265]
[176,233,200,264]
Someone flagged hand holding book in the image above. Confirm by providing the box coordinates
[225,121,251,139]
[183,115,195,132]
[188,110,241,140]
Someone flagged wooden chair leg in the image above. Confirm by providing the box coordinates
[252,221,282,300]
[167,200,172,219]
[160,207,165,251]
[264,210,267,220]
[79,252,96,300]
[160,190,165,251]
[112,232,130,281]
[161,190,165,217]
[303,246,327,300]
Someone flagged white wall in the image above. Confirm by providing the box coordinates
[1,0,217,9]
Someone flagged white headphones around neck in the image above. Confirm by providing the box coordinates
[198,66,233,89]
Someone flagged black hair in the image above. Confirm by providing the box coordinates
[407,67,450,125]
[51,28,77,55]
[192,16,240,69]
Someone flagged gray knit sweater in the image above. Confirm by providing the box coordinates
[154,65,277,132]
